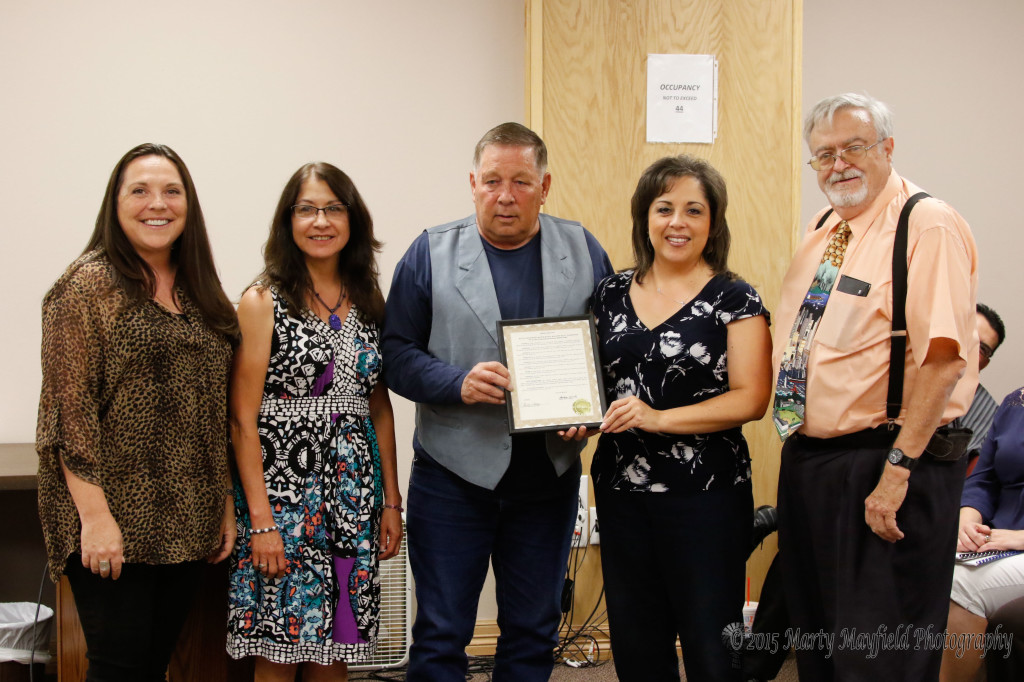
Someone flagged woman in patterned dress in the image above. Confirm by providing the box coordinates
[584,156,772,681]
[36,143,238,681]
[227,162,403,681]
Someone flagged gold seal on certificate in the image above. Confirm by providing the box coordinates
[496,315,607,434]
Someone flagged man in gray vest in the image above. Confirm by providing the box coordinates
[382,122,612,681]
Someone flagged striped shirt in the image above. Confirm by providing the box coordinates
[955,384,999,455]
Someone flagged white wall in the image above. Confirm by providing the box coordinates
[803,0,1024,402]
[1,0,525,620]
[0,1,524,451]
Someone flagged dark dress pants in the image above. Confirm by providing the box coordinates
[596,482,752,682]
[404,453,578,682]
[742,554,791,680]
[777,437,966,682]
[64,555,204,682]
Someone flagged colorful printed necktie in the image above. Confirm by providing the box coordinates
[773,220,851,440]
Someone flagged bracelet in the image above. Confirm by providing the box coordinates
[250,525,278,535]
[383,504,404,513]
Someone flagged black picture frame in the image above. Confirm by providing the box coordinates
[496,314,607,434]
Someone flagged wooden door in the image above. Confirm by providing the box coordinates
[526,0,802,617]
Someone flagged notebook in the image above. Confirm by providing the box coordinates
[955,550,1023,566]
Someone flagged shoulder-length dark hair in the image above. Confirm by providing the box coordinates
[260,162,384,323]
[629,155,736,283]
[85,143,239,342]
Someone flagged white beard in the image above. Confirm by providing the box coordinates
[824,169,867,208]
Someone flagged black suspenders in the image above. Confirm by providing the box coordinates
[812,191,932,421]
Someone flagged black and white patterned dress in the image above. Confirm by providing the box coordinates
[592,271,769,494]
[227,288,383,664]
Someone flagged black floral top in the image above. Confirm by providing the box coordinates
[591,271,769,494]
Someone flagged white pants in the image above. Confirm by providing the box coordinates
[951,553,1024,618]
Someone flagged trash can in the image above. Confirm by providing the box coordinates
[0,602,54,667]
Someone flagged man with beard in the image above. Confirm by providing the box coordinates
[771,93,979,681]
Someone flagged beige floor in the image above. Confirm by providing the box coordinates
[349,653,799,680]
[546,654,799,681]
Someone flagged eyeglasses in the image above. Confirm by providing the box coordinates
[807,140,887,171]
[291,204,348,220]
[980,342,995,361]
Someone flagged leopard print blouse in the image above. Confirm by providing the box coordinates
[36,251,233,582]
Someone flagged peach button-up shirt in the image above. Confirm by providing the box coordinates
[772,170,979,439]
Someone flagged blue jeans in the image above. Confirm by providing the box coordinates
[405,453,578,682]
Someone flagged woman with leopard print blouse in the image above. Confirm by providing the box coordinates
[36,143,239,681]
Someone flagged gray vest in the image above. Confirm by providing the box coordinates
[417,213,597,489]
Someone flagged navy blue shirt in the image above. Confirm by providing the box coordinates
[961,388,1024,531]
[382,224,612,494]
[482,237,544,320]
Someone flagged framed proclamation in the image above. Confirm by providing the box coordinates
[496,314,607,434]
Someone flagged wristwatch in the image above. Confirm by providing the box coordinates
[886,447,919,471]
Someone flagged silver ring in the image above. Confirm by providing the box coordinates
[985,534,991,542]
[258,563,268,568]
[99,560,111,571]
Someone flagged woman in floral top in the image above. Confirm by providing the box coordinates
[588,156,772,681]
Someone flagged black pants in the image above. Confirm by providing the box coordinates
[742,554,790,680]
[64,555,204,682]
[777,436,966,682]
[596,482,752,682]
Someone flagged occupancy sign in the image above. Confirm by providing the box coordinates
[647,53,718,144]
